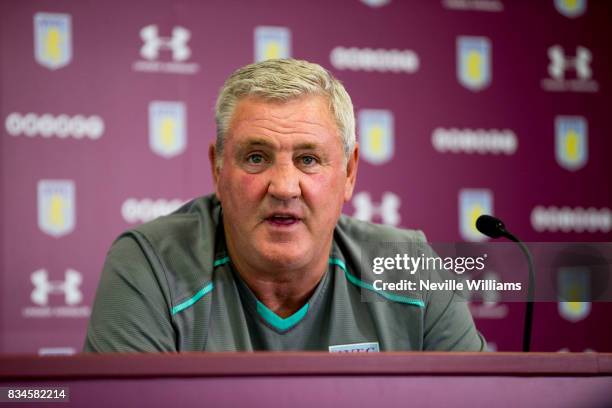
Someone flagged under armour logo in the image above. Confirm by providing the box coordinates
[140,25,191,62]
[548,45,592,80]
[352,191,401,226]
[31,269,82,306]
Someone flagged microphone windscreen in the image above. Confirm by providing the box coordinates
[475,214,506,238]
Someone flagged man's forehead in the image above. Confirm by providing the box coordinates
[236,137,322,151]
[232,95,334,124]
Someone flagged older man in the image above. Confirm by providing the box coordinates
[85,59,485,352]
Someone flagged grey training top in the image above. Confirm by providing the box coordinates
[84,194,485,352]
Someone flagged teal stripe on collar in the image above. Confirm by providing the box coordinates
[213,256,230,267]
[256,300,309,332]
[171,256,229,315]
[171,282,214,315]
[328,257,425,308]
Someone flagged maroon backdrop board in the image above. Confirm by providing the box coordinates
[1,0,611,354]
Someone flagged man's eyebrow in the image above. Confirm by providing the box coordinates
[294,142,320,150]
[236,138,275,150]
[236,140,321,151]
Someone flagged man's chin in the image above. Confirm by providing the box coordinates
[256,244,310,269]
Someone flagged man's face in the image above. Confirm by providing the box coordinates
[210,95,358,271]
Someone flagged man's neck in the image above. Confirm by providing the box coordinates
[228,249,329,318]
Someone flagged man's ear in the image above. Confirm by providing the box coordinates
[344,143,359,202]
[209,143,221,198]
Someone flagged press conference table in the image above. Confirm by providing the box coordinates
[1,352,611,407]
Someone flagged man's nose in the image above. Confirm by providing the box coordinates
[267,163,301,201]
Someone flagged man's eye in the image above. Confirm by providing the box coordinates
[300,155,317,166]
[247,154,265,164]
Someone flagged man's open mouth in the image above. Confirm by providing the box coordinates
[265,214,301,226]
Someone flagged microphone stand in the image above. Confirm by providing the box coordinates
[476,215,535,352]
[503,232,535,352]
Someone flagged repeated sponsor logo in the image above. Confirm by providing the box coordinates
[330,47,419,73]
[37,180,75,238]
[360,0,391,7]
[121,198,185,224]
[148,101,187,158]
[541,45,598,92]
[4,112,104,140]
[38,348,76,356]
[132,25,199,75]
[555,116,588,171]
[459,189,493,241]
[34,12,72,70]
[254,26,291,62]
[329,342,380,352]
[485,342,498,351]
[432,128,517,155]
[352,191,401,226]
[22,269,90,319]
[358,110,394,165]
[442,0,504,12]
[468,272,509,319]
[554,0,587,18]
[558,348,595,353]
[531,206,611,233]
[557,267,591,322]
[456,36,491,91]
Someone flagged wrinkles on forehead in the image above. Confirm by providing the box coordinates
[229,95,338,134]
[236,138,320,151]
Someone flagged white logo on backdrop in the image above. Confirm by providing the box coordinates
[133,25,199,74]
[140,25,191,61]
[432,128,517,155]
[5,113,104,139]
[352,192,401,226]
[121,198,185,224]
[330,47,419,73]
[23,269,90,319]
[360,0,391,7]
[542,45,598,92]
[442,0,503,12]
[531,207,611,233]
[31,269,82,306]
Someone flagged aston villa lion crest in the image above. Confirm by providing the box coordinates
[555,116,587,171]
[149,101,187,158]
[558,267,591,322]
[457,36,491,91]
[554,0,587,18]
[459,189,493,241]
[254,26,291,62]
[34,12,72,70]
[37,180,75,237]
[358,110,394,165]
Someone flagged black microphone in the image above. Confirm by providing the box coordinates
[476,214,535,352]
[475,214,508,239]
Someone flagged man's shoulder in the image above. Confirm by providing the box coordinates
[110,194,221,304]
[129,194,220,245]
[336,214,427,243]
[114,193,221,277]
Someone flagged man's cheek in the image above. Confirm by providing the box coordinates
[238,173,263,197]
[306,174,343,201]
[304,174,327,194]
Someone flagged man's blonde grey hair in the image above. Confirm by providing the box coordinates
[214,59,355,165]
